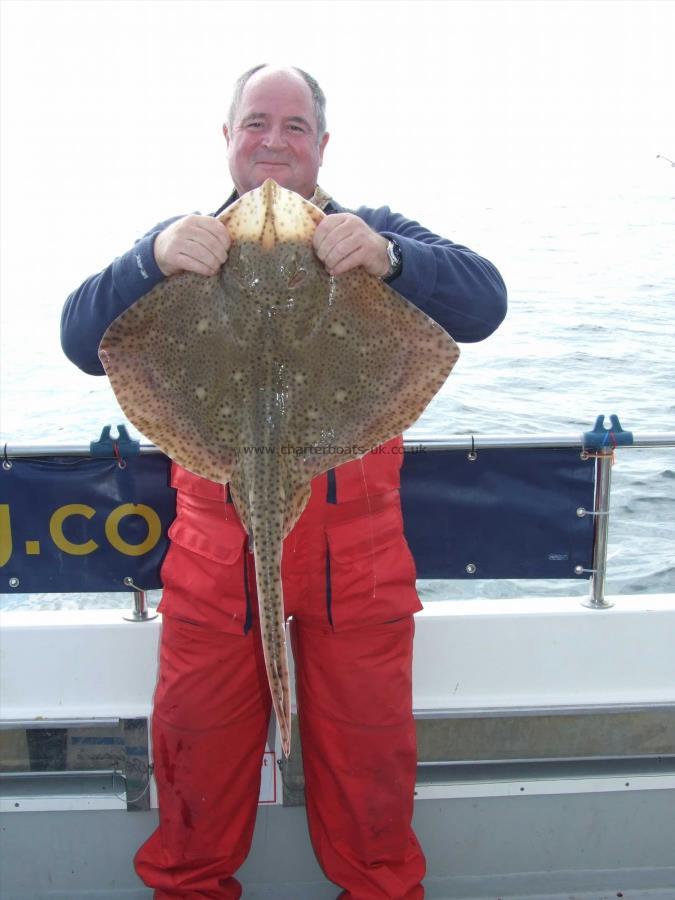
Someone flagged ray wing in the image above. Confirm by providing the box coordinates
[99,270,252,485]
[269,268,459,482]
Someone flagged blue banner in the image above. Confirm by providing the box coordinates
[1,445,594,593]
[1,454,175,593]
[400,446,595,580]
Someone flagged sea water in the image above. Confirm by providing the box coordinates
[1,183,673,610]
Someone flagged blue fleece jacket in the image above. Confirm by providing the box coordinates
[61,193,507,376]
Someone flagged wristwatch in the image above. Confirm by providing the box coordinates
[382,239,403,282]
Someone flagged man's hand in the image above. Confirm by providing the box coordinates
[313,213,390,278]
[154,215,232,277]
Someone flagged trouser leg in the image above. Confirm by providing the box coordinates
[291,615,425,900]
[134,615,272,898]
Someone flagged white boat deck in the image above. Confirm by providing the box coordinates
[2,594,675,898]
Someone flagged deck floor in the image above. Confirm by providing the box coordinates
[2,801,675,899]
[3,888,674,899]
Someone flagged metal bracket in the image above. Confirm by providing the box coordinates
[583,414,634,451]
[122,578,158,622]
[90,425,140,466]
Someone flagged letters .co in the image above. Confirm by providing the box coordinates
[0,502,162,567]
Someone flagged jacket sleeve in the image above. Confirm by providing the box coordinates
[356,206,507,342]
[60,217,182,375]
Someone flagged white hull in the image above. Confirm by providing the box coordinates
[2,594,675,897]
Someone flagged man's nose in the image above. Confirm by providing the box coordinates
[261,124,287,149]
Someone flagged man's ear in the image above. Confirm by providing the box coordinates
[318,131,330,165]
[222,123,230,147]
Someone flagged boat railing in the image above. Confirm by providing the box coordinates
[412,424,674,609]
[1,414,674,612]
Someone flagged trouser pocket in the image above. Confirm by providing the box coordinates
[325,501,421,630]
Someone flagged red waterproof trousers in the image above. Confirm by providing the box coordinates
[135,439,426,898]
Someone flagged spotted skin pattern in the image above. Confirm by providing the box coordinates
[99,180,460,756]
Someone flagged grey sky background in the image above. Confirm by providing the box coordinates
[1,0,673,436]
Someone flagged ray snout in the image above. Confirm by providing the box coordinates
[219,179,324,248]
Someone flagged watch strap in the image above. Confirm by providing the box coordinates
[382,238,403,282]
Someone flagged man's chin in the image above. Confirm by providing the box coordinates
[237,169,313,199]
[254,166,292,187]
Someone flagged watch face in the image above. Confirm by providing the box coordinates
[386,240,402,278]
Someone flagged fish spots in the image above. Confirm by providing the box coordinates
[99,178,460,759]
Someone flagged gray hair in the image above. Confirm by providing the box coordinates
[227,65,327,141]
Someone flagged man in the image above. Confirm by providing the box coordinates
[62,65,506,899]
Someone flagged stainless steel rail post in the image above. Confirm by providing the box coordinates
[122,578,158,622]
[581,448,615,610]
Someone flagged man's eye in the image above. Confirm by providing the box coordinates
[288,124,306,133]
[246,121,263,129]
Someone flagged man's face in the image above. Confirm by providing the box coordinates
[223,69,329,200]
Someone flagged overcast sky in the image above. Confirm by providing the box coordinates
[1,0,673,435]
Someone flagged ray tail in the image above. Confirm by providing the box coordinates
[249,488,292,758]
